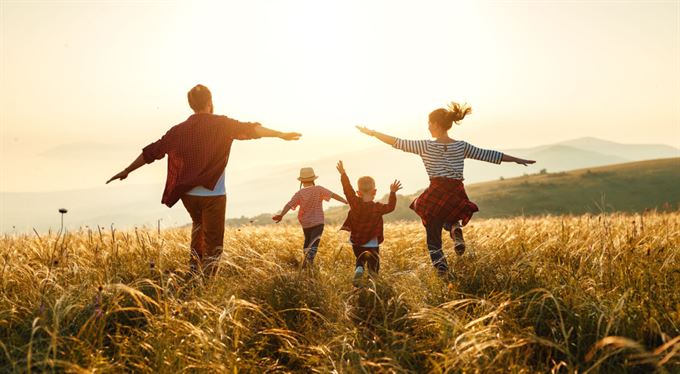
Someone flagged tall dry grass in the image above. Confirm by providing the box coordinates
[0,212,679,373]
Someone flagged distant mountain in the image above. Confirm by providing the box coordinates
[502,144,628,172]
[3,137,678,233]
[557,137,680,160]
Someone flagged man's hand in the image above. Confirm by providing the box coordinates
[279,132,302,141]
[272,214,283,223]
[517,159,536,166]
[356,126,375,137]
[336,160,346,175]
[106,170,129,184]
[390,180,403,193]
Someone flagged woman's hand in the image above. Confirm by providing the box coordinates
[516,158,536,166]
[356,126,375,137]
[272,214,283,223]
[501,154,536,166]
[390,180,403,193]
[356,126,397,146]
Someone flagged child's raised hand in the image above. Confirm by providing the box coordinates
[272,214,283,223]
[336,160,346,174]
[390,180,403,193]
[356,126,375,137]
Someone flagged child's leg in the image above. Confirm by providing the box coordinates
[352,245,366,269]
[425,220,449,275]
[365,247,380,274]
[302,224,324,265]
[352,245,366,286]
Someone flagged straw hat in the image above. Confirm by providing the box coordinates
[297,167,318,182]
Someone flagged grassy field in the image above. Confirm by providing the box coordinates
[1,213,679,372]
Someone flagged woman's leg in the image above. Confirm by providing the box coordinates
[425,219,449,275]
[444,221,465,255]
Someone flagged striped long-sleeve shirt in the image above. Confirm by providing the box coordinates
[393,139,503,180]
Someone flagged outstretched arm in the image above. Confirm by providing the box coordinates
[501,153,535,166]
[254,126,301,141]
[273,195,299,223]
[359,126,428,155]
[380,180,401,214]
[464,142,535,166]
[272,205,293,223]
[356,126,397,146]
[331,192,348,205]
[106,153,145,184]
[337,161,359,208]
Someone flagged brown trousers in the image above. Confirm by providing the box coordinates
[353,246,380,274]
[181,195,226,276]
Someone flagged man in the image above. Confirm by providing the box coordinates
[107,84,301,276]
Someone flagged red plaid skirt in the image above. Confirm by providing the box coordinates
[410,177,478,226]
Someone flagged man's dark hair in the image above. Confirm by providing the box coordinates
[187,84,212,112]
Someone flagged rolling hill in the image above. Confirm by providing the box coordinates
[233,158,680,226]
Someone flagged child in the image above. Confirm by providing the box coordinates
[336,160,402,286]
[273,167,347,267]
[356,102,535,277]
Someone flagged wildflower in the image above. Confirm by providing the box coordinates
[58,208,68,231]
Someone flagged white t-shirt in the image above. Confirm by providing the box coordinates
[349,237,380,248]
[186,171,226,196]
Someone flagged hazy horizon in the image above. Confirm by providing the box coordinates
[2,0,679,193]
[0,135,678,194]
[1,135,677,234]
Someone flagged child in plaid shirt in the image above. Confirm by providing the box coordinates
[356,102,535,277]
[273,167,347,267]
[336,160,402,286]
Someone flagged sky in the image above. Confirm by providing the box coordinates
[0,0,679,194]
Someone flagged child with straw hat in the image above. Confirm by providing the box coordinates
[273,167,347,267]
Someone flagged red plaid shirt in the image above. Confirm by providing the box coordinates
[410,177,478,226]
[339,172,396,246]
[142,113,261,207]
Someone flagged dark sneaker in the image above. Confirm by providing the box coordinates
[452,227,466,255]
[435,266,456,283]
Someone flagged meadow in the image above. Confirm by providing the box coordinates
[1,212,679,373]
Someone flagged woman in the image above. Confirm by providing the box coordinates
[356,102,535,277]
